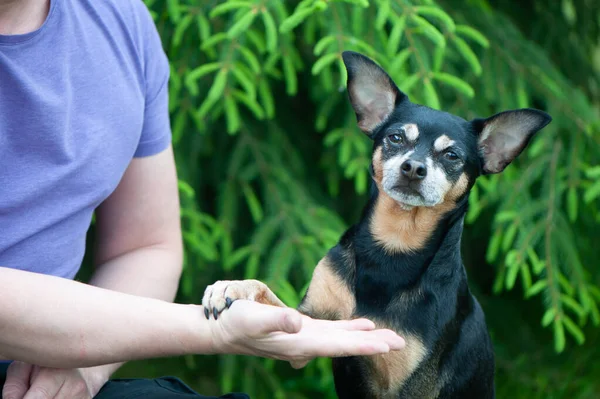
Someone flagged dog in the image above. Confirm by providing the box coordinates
[202,51,552,398]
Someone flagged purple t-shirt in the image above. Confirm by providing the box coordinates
[0,0,171,279]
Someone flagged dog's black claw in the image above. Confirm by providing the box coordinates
[213,307,219,320]
[204,307,210,319]
[225,297,233,308]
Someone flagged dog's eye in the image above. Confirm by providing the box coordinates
[444,151,459,161]
[388,134,403,144]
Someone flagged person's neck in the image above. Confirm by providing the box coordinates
[0,0,50,35]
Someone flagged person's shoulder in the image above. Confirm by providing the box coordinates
[110,0,155,25]
[71,0,167,87]
[76,0,155,32]
[76,0,161,59]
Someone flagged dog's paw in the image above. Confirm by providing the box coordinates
[202,279,283,320]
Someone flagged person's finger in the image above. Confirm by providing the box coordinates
[303,317,376,331]
[56,376,91,399]
[340,334,392,356]
[342,318,376,330]
[300,318,405,350]
[3,361,33,399]
[259,306,303,335]
[371,328,405,350]
[358,328,405,351]
[321,328,405,351]
[22,369,65,399]
[28,367,40,387]
[289,359,309,369]
[285,335,392,370]
[291,328,405,359]
[313,337,390,358]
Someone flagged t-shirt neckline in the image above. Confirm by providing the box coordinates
[0,0,57,45]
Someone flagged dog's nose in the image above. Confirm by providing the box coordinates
[401,159,427,180]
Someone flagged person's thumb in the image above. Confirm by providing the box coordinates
[289,359,310,369]
[259,306,302,335]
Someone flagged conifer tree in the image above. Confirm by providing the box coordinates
[133,0,600,396]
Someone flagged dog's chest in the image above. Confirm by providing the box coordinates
[348,299,429,396]
[352,249,428,307]
[350,270,443,397]
[365,334,430,397]
[335,330,445,399]
[354,270,397,310]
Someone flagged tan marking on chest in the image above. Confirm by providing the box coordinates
[370,194,454,253]
[298,256,355,320]
[386,286,424,312]
[366,331,428,398]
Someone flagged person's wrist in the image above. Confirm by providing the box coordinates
[180,304,222,355]
[199,303,250,356]
[204,305,234,355]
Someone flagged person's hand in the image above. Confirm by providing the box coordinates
[2,361,108,399]
[207,299,405,369]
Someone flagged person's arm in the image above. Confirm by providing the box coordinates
[81,145,183,382]
[90,145,183,304]
[0,145,185,392]
[0,266,404,368]
[0,265,206,367]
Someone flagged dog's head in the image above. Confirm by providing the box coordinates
[342,51,552,210]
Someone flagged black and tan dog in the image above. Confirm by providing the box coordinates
[202,51,552,398]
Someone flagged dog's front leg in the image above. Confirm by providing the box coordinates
[202,253,354,321]
[297,256,355,321]
[202,279,286,319]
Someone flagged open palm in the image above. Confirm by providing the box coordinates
[208,299,405,369]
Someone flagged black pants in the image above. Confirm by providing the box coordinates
[0,363,249,399]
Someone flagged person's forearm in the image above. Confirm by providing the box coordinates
[84,244,183,378]
[0,266,211,368]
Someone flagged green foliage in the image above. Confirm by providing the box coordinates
[124,0,600,397]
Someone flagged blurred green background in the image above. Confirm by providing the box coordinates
[83,0,600,397]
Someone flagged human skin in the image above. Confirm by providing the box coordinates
[0,0,50,35]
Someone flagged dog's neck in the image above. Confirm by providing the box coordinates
[368,191,462,254]
[351,186,469,290]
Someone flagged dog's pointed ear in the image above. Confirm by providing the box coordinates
[471,109,552,174]
[341,51,408,136]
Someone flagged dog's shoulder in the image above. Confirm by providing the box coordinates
[298,240,357,320]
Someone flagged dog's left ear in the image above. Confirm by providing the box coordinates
[471,109,552,174]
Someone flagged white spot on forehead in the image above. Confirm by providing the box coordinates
[403,124,419,142]
[433,135,455,152]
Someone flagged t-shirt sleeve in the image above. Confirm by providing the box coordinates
[133,1,171,158]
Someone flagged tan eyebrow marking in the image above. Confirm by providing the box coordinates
[403,123,419,142]
[433,135,455,152]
